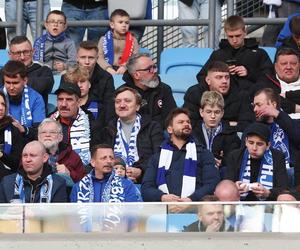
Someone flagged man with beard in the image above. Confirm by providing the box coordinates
[141,108,220,202]
[252,88,300,189]
[121,53,177,128]
[38,118,85,184]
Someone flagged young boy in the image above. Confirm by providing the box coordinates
[113,158,126,177]
[193,91,240,174]
[33,10,77,74]
[97,9,139,75]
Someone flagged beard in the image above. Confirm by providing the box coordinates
[256,114,270,123]
[173,128,191,141]
[140,76,159,88]
[42,140,59,152]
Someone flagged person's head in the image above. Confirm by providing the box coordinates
[165,108,192,141]
[90,144,114,178]
[253,88,280,122]
[109,9,130,36]
[2,60,27,98]
[127,53,159,89]
[114,87,142,122]
[198,195,224,231]
[77,41,99,73]
[275,47,300,83]
[45,10,67,37]
[64,65,91,98]
[205,61,230,95]
[0,91,8,120]
[22,141,49,180]
[289,15,300,45]
[200,91,224,129]
[224,15,246,49]
[9,36,33,66]
[38,118,63,153]
[244,122,271,159]
[55,82,81,119]
[214,180,240,201]
[113,157,126,177]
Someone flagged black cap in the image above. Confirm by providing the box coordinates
[244,122,271,143]
[54,81,81,97]
[113,157,126,169]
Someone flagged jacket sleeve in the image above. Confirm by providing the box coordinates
[70,183,79,202]
[66,40,77,67]
[124,180,143,202]
[224,149,240,181]
[275,15,294,47]
[51,177,68,202]
[65,152,85,183]
[236,91,255,132]
[97,36,111,70]
[183,85,202,127]
[162,84,177,123]
[189,148,220,201]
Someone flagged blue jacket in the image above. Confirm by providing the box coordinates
[70,170,142,202]
[141,138,220,201]
[276,7,300,47]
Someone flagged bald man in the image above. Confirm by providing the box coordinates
[214,180,240,201]
[0,141,67,203]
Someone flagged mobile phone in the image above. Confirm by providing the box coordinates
[226,59,237,66]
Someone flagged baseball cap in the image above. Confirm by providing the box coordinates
[54,81,81,97]
[244,122,271,143]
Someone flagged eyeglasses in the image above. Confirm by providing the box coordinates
[203,110,223,116]
[47,20,65,26]
[136,64,157,73]
[39,131,61,135]
[10,50,32,57]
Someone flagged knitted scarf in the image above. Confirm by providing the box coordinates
[114,114,141,166]
[201,122,222,151]
[103,30,134,65]
[33,31,67,62]
[156,139,197,198]
[13,173,53,203]
[4,126,12,154]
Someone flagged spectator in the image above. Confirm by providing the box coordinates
[0,91,24,180]
[121,53,177,128]
[184,61,255,131]
[0,18,6,49]
[7,35,54,107]
[2,60,45,141]
[70,144,142,202]
[177,0,223,49]
[5,0,50,42]
[141,108,220,203]
[38,118,85,184]
[98,9,139,75]
[214,180,240,201]
[100,87,163,183]
[0,141,67,203]
[113,158,127,177]
[33,10,77,74]
[226,122,288,201]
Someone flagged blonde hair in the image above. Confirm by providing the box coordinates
[63,65,90,84]
[200,91,224,110]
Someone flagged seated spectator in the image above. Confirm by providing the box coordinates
[183,195,234,232]
[33,10,76,74]
[141,108,220,203]
[7,35,54,107]
[38,118,85,184]
[97,9,139,75]
[100,87,163,183]
[0,18,6,49]
[0,91,24,179]
[75,41,115,124]
[255,47,300,118]
[0,141,67,203]
[214,180,240,201]
[184,61,254,131]
[197,15,273,92]
[50,81,101,166]
[2,60,45,141]
[121,53,177,128]
[226,122,288,201]
[193,91,241,176]
[113,157,127,177]
[70,144,142,202]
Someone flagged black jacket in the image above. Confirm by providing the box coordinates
[197,38,273,92]
[63,0,107,9]
[121,71,177,128]
[100,115,164,174]
[225,147,288,201]
[183,220,234,232]
[183,81,255,131]
[278,36,300,55]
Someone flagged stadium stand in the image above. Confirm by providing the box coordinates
[0,49,9,69]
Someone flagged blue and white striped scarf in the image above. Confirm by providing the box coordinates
[201,122,223,151]
[4,126,12,154]
[103,30,114,65]
[156,139,197,198]
[13,173,53,203]
[114,114,141,166]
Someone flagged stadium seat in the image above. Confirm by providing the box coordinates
[113,74,125,89]
[47,75,61,115]
[260,46,276,63]
[0,49,9,69]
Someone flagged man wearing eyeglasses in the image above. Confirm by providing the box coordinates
[121,53,177,128]
[6,35,54,109]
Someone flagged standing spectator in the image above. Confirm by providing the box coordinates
[61,0,108,46]
[5,0,50,42]
[177,0,223,49]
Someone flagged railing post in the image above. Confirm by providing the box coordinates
[36,0,44,39]
[227,0,235,17]
[16,0,24,36]
[208,0,216,48]
[157,0,164,68]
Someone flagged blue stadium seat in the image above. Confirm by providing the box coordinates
[52,74,61,93]
[260,46,277,63]
[113,74,125,89]
[139,47,152,55]
[0,49,9,69]
[47,75,61,115]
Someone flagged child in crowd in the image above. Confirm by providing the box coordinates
[113,158,126,177]
[193,91,241,177]
[97,9,139,75]
[33,10,77,74]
